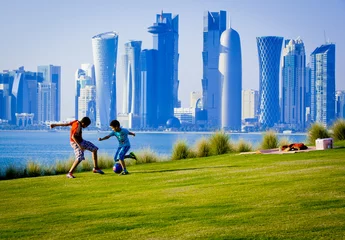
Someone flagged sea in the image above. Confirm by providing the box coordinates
[0,130,307,168]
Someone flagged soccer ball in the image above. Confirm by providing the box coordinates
[113,163,123,174]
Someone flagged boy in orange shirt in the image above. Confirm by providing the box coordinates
[50,117,104,178]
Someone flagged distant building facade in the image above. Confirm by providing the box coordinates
[242,89,259,120]
[201,10,226,127]
[256,36,283,129]
[310,43,336,127]
[122,41,142,117]
[37,65,61,121]
[75,64,96,124]
[148,11,179,126]
[281,38,306,131]
[336,90,345,119]
[219,26,242,131]
[92,32,118,129]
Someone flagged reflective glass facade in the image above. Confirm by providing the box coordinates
[256,36,283,129]
[122,41,142,115]
[201,10,226,127]
[148,12,179,126]
[281,38,306,130]
[310,43,335,127]
[92,32,118,129]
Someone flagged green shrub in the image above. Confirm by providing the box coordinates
[261,131,278,150]
[171,140,190,160]
[307,123,330,145]
[97,154,113,169]
[209,132,230,155]
[331,119,345,141]
[5,165,25,179]
[236,139,253,153]
[81,160,93,171]
[55,159,74,174]
[42,165,55,176]
[26,161,42,177]
[136,148,159,163]
[194,137,211,157]
[279,137,291,147]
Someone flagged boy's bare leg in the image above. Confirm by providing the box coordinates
[92,150,98,169]
[69,159,80,173]
[119,159,127,170]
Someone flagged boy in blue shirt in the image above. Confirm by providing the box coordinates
[98,120,137,175]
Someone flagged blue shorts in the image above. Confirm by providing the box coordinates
[114,146,131,162]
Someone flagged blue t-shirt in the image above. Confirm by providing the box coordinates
[109,128,130,147]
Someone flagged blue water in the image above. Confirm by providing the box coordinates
[0,130,307,168]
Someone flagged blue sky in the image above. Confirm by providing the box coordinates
[1,0,344,120]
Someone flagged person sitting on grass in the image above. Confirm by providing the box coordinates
[50,116,104,178]
[98,119,137,175]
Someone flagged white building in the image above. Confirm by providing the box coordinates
[242,89,259,120]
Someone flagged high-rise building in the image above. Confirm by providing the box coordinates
[92,32,118,129]
[37,65,61,121]
[0,67,41,124]
[75,64,96,124]
[201,10,226,127]
[281,38,306,130]
[140,49,158,128]
[122,41,142,116]
[148,11,179,126]
[219,26,242,131]
[310,43,336,127]
[37,81,56,123]
[190,91,202,109]
[257,36,283,129]
[242,89,259,120]
[336,90,345,119]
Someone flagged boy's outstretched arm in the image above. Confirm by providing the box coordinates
[50,122,71,128]
[98,135,111,141]
[129,131,136,137]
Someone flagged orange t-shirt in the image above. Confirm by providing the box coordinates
[70,120,82,143]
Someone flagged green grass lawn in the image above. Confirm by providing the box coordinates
[1,148,345,239]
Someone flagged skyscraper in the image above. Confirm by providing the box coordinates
[37,65,61,121]
[37,81,56,123]
[148,11,179,126]
[336,90,345,119]
[242,89,259,120]
[122,41,142,115]
[92,32,118,129]
[219,26,242,131]
[75,64,96,123]
[140,49,158,128]
[257,36,283,129]
[310,43,336,127]
[201,10,226,127]
[281,38,306,130]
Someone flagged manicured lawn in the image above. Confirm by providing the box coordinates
[1,148,345,239]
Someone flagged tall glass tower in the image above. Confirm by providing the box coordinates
[256,36,283,129]
[37,65,61,121]
[140,49,158,128]
[92,32,118,129]
[122,41,142,115]
[75,64,96,124]
[219,26,242,131]
[310,43,335,127]
[202,10,226,128]
[281,38,306,130]
[148,11,179,126]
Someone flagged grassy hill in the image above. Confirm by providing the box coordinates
[1,148,345,239]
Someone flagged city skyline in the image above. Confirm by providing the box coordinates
[0,0,344,120]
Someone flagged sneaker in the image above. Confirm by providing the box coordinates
[120,169,129,175]
[66,173,75,178]
[130,152,137,160]
[93,168,104,174]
